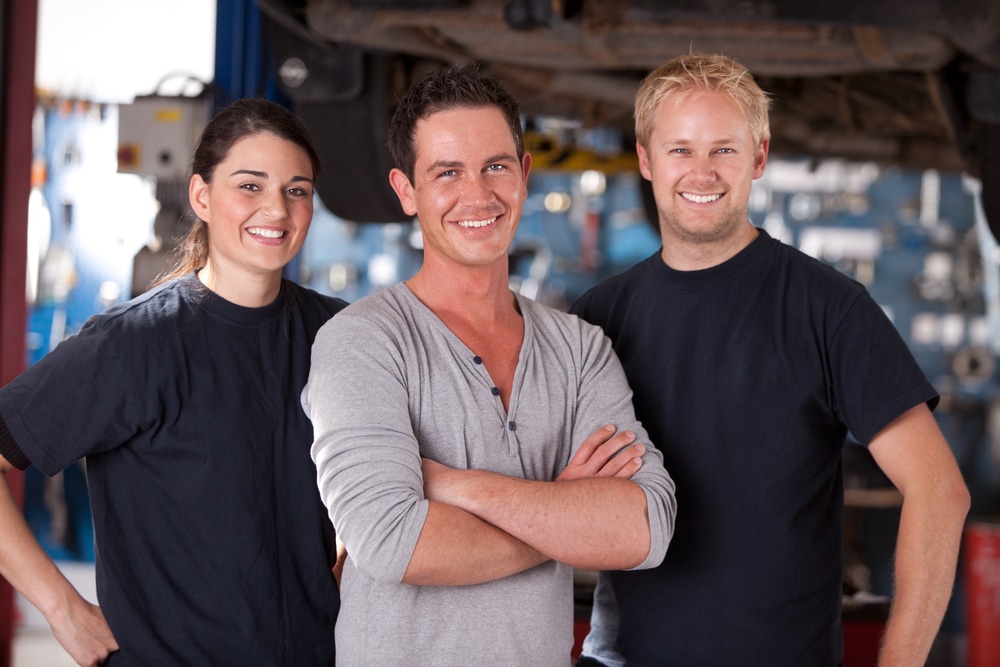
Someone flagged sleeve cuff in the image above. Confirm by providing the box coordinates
[0,413,32,470]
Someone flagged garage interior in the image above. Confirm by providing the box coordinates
[3,1,1000,665]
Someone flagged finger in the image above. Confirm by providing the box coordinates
[560,431,638,481]
[611,453,644,479]
[595,442,645,477]
[585,430,638,470]
[567,424,617,467]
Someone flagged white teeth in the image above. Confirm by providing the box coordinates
[248,227,285,239]
[682,193,721,204]
[457,217,497,228]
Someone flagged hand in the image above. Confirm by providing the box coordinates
[557,424,645,482]
[47,598,118,667]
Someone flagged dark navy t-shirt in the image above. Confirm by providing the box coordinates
[0,275,346,666]
[572,229,937,666]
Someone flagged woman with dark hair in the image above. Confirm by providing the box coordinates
[0,98,345,666]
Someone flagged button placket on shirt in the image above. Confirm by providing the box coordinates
[471,354,517,454]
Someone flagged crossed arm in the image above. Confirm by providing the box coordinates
[403,425,651,585]
[868,403,970,667]
[307,311,676,590]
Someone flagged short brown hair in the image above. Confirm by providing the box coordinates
[387,62,524,183]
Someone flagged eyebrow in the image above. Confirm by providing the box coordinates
[424,160,462,173]
[660,138,740,147]
[228,169,314,183]
[424,153,518,173]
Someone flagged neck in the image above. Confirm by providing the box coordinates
[197,261,282,308]
[406,261,517,323]
[660,223,759,271]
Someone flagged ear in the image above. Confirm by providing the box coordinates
[189,174,210,222]
[752,139,770,180]
[388,168,418,217]
[520,152,532,197]
[637,141,653,181]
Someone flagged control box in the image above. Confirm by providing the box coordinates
[117,95,211,180]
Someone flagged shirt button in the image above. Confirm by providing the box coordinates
[508,421,516,431]
[473,356,483,364]
[491,387,501,396]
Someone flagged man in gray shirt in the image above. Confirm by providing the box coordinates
[302,62,676,665]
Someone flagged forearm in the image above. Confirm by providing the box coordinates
[0,457,117,665]
[432,469,650,570]
[0,472,86,620]
[877,485,969,666]
[402,500,548,585]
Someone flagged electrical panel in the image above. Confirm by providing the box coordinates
[117,95,212,180]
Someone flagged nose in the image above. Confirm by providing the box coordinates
[459,173,495,207]
[260,190,289,220]
[690,155,716,181]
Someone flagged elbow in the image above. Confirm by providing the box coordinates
[610,502,672,571]
[568,538,649,571]
[947,477,972,522]
[334,503,428,586]
[610,530,654,571]
[632,488,676,570]
[626,535,655,570]
[627,524,669,571]
[913,472,971,532]
[641,534,669,570]
[400,561,446,587]
[347,544,415,585]
[934,464,971,522]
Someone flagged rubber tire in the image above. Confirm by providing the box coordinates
[978,122,1000,244]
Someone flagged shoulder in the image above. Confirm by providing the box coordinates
[570,256,658,332]
[84,278,195,338]
[17,280,197,382]
[572,253,658,313]
[520,295,580,327]
[591,254,656,294]
[771,237,865,292]
[760,240,900,357]
[519,295,609,348]
[313,285,412,346]
[331,284,408,324]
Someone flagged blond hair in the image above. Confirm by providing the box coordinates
[635,53,772,150]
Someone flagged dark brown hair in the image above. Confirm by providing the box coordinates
[387,62,523,183]
[154,98,321,286]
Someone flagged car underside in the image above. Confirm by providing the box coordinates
[255,0,1000,239]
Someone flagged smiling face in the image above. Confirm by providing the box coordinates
[638,88,768,268]
[388,106,531,274]
[189,131,315,303]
